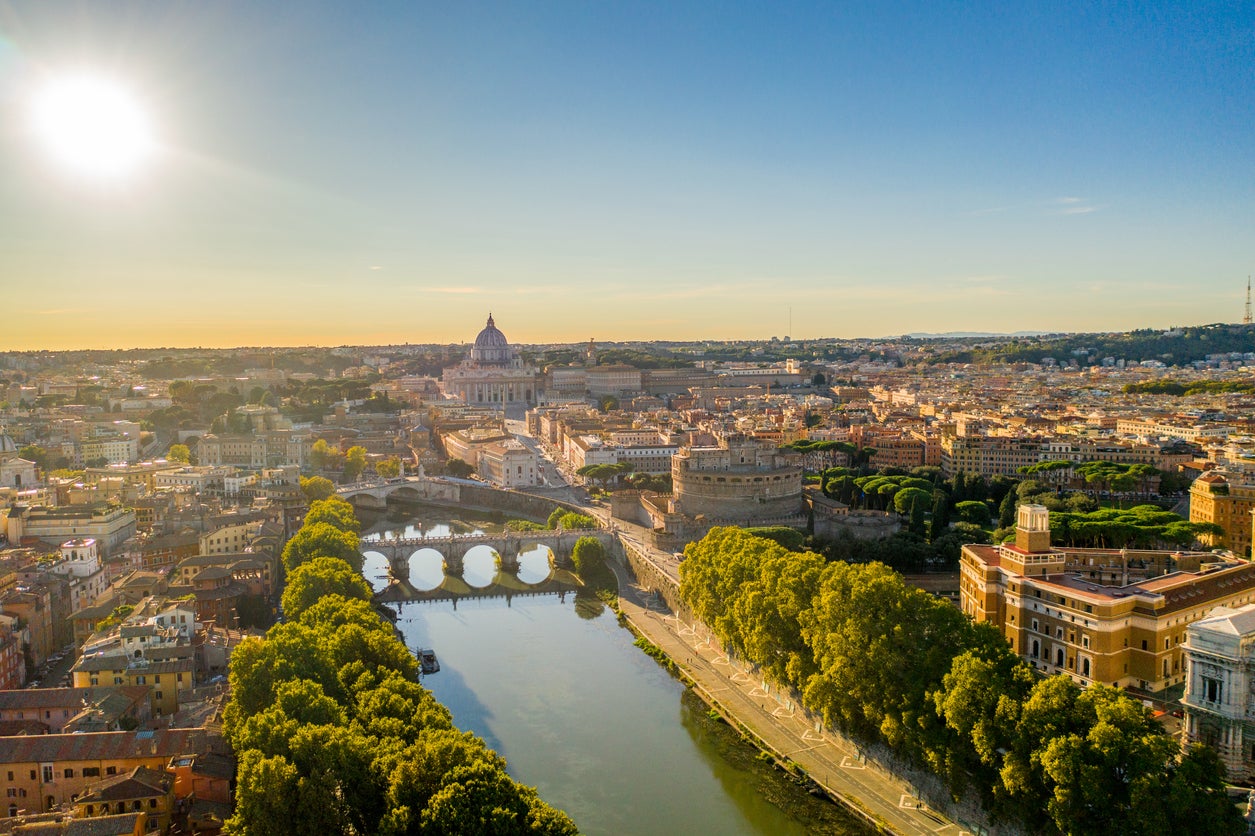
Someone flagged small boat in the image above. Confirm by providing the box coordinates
[418,648,440,675]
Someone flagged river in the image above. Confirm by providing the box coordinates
[361,511,870,836]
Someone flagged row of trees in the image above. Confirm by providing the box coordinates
[227,497,578,834]
[678,527,1241,835]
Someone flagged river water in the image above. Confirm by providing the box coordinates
[361,512,869,836]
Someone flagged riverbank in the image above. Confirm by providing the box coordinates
[608,558,963,836]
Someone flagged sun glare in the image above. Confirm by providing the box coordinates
[31,75,155,181]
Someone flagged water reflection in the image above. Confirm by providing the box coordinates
[361,550,390,594]
[396,594,869,836]
[407,548,447,591]
[517,545,553,585]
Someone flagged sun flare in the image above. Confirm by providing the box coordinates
[31,75,155,181]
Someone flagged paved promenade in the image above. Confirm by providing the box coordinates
[610,560,971,836]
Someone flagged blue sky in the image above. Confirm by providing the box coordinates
[0,2,1252,348]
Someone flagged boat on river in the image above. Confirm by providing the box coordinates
[418,648,440,675]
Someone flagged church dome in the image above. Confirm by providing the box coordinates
[474,314,509,350]
[0,434,16,455]
[470,314,517,366]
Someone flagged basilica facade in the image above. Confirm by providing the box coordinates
[441,314,538,409]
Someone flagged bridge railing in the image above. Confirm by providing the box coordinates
[361,528,608,548]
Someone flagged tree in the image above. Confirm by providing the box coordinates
[954,500,992,528]
[376,457,402,478]
[556,512,596,531]
[282,522,363,574]
[310,438,335,470]
[167,443,191,464]
[998,490,1017,528]
[444,458,474,479]
[930,491,951,536]
[571,536,605,575]
[343,446,368,482]
[301,476,336,503]
[305,497,361,533]
[282,561,373,622]
[18,444,48,469]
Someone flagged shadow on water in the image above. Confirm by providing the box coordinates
[394,602,506,757]
[678,690,874,835]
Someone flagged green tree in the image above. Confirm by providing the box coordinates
[167,443,191,464]
[571,536,605,575]
[343,445,368,482]
[444,458,475,479]
[300,475,336,503]
[556,512,596,530]
[18,444,48,469]
[282,522,363,574]
[376,457,402,478]
[304,497,361,533]
[282,561,373,621]
[998,490,1017,528]
[954,500,992,528]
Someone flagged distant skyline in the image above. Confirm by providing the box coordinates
[1,2,1252,350]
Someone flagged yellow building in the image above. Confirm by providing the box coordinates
[1189,470,1255,557]
[0,728,207,814]
[961,505,1255,693]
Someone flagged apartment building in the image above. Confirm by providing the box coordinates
[961,505,1255,693]
[1189,470,1255,557]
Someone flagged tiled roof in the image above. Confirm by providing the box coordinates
[0,728,207,764]
[0,686,149,712]
[76,765,169,802]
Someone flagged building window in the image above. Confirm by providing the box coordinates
[41,766,52,783]
[1202,676,1223,703]
[1056,648,1065,667]
[63,769,73,779]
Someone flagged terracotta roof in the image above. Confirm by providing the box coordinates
[0,728,207,764]
[0,686,149,712]
[76,765,170,802]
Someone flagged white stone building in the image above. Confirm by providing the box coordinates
[1182,604,1255,782]
[441,314,539,410]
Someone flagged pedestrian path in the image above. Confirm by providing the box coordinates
[611,562,969,836]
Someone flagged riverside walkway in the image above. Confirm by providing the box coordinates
[609,555,971,836]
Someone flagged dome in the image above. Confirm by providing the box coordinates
[474,314,509,349]
[469,313,518,366]
[0,434,16,455]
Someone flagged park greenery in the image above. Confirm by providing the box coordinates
[225,499,578,835]
[1123,379,1255,396]
[928,322,1255,367]
[678,527,1242,835]
[545,508,596,531]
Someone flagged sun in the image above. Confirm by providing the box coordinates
[30,74,156,181]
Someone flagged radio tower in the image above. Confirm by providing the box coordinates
[1246,277,1252,325]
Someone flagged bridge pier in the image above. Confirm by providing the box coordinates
[444,550,466,577]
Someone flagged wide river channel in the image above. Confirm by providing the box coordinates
[361,510,871,836]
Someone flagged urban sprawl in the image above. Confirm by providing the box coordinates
[1,317,1255,833]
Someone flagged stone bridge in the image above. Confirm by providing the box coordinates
[339,475,587,523]
[361,529,614,583]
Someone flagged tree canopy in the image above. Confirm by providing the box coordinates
[225,502,577,835]
[678,526,1242,835]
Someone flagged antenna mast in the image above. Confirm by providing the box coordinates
[1246,277,1252,325]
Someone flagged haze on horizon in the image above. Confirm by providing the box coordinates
[0,2,1252,351]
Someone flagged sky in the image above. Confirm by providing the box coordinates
[0,1,1252,350]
